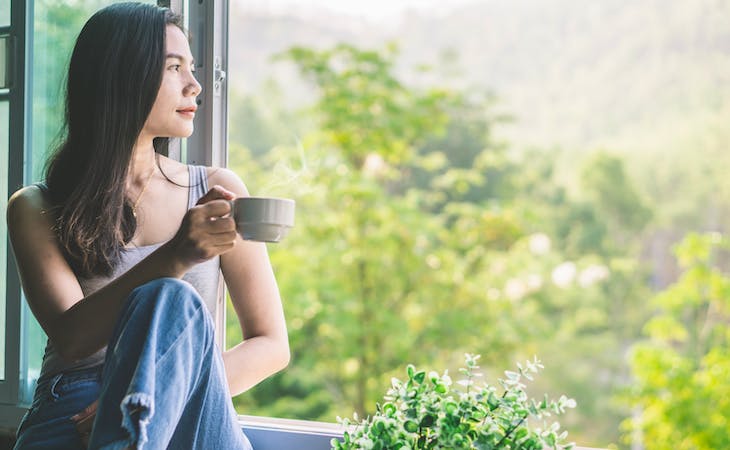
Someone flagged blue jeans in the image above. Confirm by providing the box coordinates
[14,278,253,450]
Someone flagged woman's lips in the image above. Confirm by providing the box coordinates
[176,107,196,118]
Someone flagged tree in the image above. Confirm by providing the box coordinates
[580,152,652,253]
[626,232,730,449]
[227,43,653,447]
[229,44,527,420]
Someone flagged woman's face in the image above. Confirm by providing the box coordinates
[142,25,201,139]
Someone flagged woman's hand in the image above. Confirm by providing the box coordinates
[164,185,238,272]
[71,399,98,448]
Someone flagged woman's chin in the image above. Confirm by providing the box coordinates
[169,126,194,139]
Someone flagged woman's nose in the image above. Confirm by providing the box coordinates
[185,75,202,97]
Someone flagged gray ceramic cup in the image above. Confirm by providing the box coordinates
[229,197,295,243]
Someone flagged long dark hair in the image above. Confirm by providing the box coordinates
[44,2,183,277]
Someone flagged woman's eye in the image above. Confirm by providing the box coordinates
[169,64,181,71]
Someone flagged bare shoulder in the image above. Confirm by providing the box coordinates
[206,167,250,197]
[6,185,59,257]
[6,185,51,225]
[157,155,191,185]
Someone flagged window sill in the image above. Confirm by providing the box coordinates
[240,415,342,450]
[0,405,605,450]
[0,406,343,450]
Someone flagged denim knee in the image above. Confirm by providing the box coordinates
[127,278,211,327]
[131,277,203,307]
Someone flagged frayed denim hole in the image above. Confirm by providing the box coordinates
[120,392,154,450]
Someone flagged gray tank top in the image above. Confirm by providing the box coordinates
[38,165,225,381]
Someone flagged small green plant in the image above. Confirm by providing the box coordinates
[332,354,576,450]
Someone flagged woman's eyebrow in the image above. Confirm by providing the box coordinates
[166,53,195,65]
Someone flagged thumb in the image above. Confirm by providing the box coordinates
[196,185,236,205]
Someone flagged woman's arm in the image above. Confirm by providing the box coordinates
[210,168,290,396]
[6,184,237,361]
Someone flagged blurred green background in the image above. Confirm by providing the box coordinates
[224,1,730,449]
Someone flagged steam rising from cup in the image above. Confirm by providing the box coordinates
[257,137,310,197]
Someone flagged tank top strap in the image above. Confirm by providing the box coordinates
[187,165,209,209]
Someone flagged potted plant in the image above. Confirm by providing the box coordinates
[332,354,576,449]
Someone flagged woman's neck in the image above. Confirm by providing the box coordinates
[129,135,157,183]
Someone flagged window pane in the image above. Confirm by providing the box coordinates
[0,99,8,381]
[0,35,8,90]
[30,0,158,181]
[21,0,157,401]
[226,2,727,449]
[0,0,9,27]
[32,1,119,181]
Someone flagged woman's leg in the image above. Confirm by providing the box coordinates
[13,366,103,450]
[88,278,251,450]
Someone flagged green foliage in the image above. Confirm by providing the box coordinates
[277,43,453,168]
[626,232,730,449]
[228,42,654,447]
[228,84,304,159]
[228,44,528,420]
[408,90,516,208]
[230,138,522,419]
[332,354,576,450]
[579,153,652,248]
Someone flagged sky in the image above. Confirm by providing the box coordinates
[235,0,478,21]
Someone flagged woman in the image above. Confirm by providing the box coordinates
[7,3,289,449]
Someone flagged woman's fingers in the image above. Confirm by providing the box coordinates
[192,199,232,218]
[174,214,237,261]
[71,399,98,422]
[169,189,241,267]
[74,411,95,432]
[71,399,98,448]
[196,185,236,205]
[188,208,235,236]
[207,217,236,234]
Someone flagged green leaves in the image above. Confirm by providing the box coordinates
[230,41,647,447]
[278,43,453,168]
[627,232,730,450]
[413,371,426,385]
[332,355,576,449]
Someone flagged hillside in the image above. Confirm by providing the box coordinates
[228,0,730,152]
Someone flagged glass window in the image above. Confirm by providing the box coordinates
[29,0,159,180]
[0,0,9,27]
[0,35,8,90]
[20,0,158,401]
[0,99,8,381]
[225,2,726,449]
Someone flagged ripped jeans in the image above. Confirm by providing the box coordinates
[14,278,253,450]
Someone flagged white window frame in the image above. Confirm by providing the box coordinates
[0,0,30,427]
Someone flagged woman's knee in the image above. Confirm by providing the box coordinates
[133,277,199,299]
[128,278,206,317]
[116,278,215,350]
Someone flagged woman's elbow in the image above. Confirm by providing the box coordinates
[277,338,291,371]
